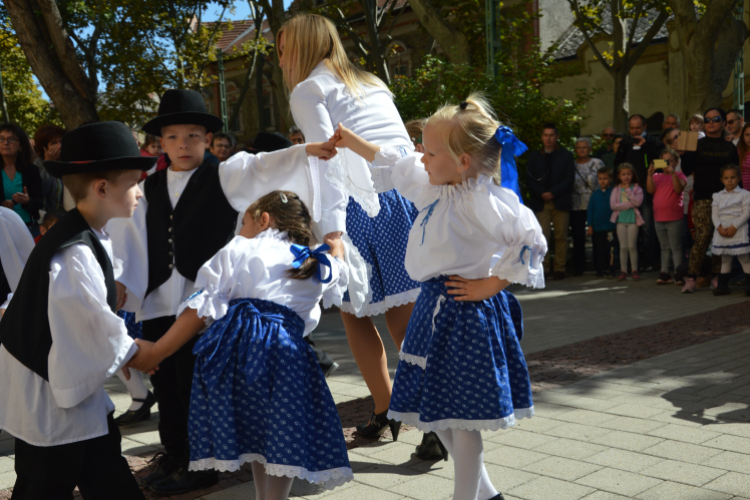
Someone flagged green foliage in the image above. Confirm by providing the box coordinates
[0,26,61,132]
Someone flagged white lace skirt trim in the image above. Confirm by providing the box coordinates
[387,407,535,433]
[325,151,380,217]
[399,350,427,369]
[339,287,421,317]
[189,453,353,490]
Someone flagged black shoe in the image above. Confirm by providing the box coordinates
[149,467,219,495]
[139,452,179,488]
[114,391,156,426]
[322,361,340,378]
[356,409,401,440]
[415,432,449,461]
[488,494,505,500]
[713,273,731,296]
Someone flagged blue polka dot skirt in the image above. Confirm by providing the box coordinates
[117,310,142,340]
[341,189,421,317]
[389,278,534,432]
[187,298,353,490]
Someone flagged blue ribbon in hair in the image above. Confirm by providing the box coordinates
[290,243,333,283]
[494,126,528,204]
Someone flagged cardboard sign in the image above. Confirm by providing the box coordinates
[676,131,699,151]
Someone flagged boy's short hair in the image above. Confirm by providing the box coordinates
[211,132,236,148]
[597,166,613,177]
[41,209,66,229]
[62,170,130,203]
[720,164,741,177]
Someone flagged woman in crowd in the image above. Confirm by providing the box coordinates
[571,137,602,275]
[0,123,43,236]
[737,122,750,189]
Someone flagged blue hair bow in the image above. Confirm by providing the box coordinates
[290,243,333,283]
[495,126,528,204]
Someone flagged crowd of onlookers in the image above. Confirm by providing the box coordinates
[528,109,750,295]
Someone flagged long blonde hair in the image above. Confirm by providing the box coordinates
[278,14,387,97]
[427,93,503,184]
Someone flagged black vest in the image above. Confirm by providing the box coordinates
[143,160,238,297]
[0,259,10,302]
[0,209,116,381]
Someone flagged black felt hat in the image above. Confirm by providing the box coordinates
[44,121,157,178]
[142,89,224,137]
[252,132,293,153]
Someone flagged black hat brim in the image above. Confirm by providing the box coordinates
[142,112,224,137]
[44,156,157,179]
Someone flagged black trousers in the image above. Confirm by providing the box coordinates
[570,210,588,274]
[592,230,616,275]
[304,334,335,371]
[12,413,145,500]
[142,315,198,464]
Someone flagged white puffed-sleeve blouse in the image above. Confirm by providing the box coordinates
[372,148,547,288]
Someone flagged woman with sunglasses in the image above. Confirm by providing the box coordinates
[0,123,43,237]
[679,108,740,293]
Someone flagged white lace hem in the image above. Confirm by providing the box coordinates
[712,245,750,256]
[399,350,427,369]
[491,245,546,290]
[325,152,380,217]
[339,287,421,317]
[387,407,535,433]
[189,453,353,490]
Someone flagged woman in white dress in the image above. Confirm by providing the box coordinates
[278,14,422,440]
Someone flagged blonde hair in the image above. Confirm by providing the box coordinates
[62,170,129,203]
[426,93,503,184]
[278,14,387,98]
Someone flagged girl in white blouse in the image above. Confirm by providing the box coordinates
[128,191,352,499]
[332,94,547,500]
[711,165,750,295]
[278,14,422,439]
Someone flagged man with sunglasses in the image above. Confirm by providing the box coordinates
[594,127,617,159]
[725,109,744,146]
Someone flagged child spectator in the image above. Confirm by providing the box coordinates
[587,166,616,277]
[35,209,65,243]
[611,163,644,280]
[140,134,162,157]
[711,164,750,295]
[646,148,687,284]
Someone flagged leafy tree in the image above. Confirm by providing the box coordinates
[405,0,472,64]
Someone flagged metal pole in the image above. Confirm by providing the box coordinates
[485,0,501,78]
[734,0,745,117]
[217,48,229,132]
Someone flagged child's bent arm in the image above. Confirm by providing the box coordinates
[333,123,381,162]
[153,309,206,363]
[445,275,509,301]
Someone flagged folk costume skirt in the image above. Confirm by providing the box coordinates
[389,277,534,432]
[187,298,352,490]
[117,311,142,340]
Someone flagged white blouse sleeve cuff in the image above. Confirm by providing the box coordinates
[490,244,546,289]
[1,292,11,311]
[178,287,229,327]
[332,234,373,316]
[321,256,350,309]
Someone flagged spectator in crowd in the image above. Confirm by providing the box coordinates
[34,209,65,243]
[140,134,162,157]
[647,148,687,285]
[405,119,426,153]
[726,109,744,145]
[594,127,616,158]
[680,107,740,293]
[32,124,65,213]
[660,128,679,149]
[0,123,43,236]
[209,132,236,162]
[738,122,750,189]
[571,137,603,275]
[689,114,706,135]
[615,114,664,271]
[663,114,680,131]
[611,163,644,281]
[587,166,617,277]
[601,134,622,168]
[288,125,305,145]
[527,122,575,280]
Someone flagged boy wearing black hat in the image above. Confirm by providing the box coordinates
[0,121,155,499]
[109,89,337,495]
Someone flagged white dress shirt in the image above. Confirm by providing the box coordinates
[0,206,34,291]
[109,146,319,321]
[0,228,137,446]
[372,148,547,287]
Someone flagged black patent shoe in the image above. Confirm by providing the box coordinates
[114,391,156,426]
[149,467,219,495]
[139,452,179,488]
[414,432,448,461]
[488,494,505,500]
[356,409,401,440]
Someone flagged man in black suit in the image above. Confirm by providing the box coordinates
[526,123,575,280]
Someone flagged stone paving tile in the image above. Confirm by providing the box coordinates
[520,456,602,481]
[595,415,668,434]
[583,448,664,474]
[353,464,421,489]
[483,445,550,468]
[649,410,706,428]
[542,422,611,442]
[534,393,621,412]
[710,422,750,439]
[0,472,14,491]
[590,430,665,452]
[484,463,541,491]
[702,434,750,453]
[704,472,750,496]
[364,442,423,468]
[635,480,733,500]
[314,483,404,500]
[531,438,608,461]
[509,475,595,500]
[702,451,750,474]
[639,459,727,486]
[487,430,557,450]
[600,403,664,419]
[386,474,454,500]
[646,423,722,444]
[552,409,620,426]
[574,467,663,496]
[642,439,724,464]
[510,416,565,434]
[531,402,578,418]
[0,459,12,475]
[580,492,632,500]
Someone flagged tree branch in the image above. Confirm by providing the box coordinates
[623,9,668,74]
[569,0,611,70]
[694,0,741,47]
[624,0,644,54]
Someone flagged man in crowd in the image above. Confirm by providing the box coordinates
[288,126,305,145]
[594,127,616,158]
[663,113,680,131]
[526,123,575,280]
[725,109,744,145]
[209,132,236,162]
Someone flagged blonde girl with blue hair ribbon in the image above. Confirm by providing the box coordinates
[331,94,547,500]
[127,191,353,500]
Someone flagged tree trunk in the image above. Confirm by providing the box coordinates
[612,67,629,132]
[5,0,99,128]
[405,0,471,64]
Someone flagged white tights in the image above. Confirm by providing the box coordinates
[251,462,294,500]
[721,254,750,273]
[116,369,149,412]
[434,429,498,500]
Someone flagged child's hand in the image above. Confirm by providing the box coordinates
[718,225,727,237]
[587,226,593,236]
[305,141,338,160]
[445,275,509,301]
[647,164,655,177]
[324,235,345,261]
[726,225,738,238]
[115,281,128,310]
[128,339,162,373]
[331,123,356,149]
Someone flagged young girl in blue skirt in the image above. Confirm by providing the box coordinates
[332,94,547,500]
[128,191,353,499]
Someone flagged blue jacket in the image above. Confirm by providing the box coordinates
[587,187,616,232]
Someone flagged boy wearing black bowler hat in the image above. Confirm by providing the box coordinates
[108,88,338,495]
[0,121,154,499]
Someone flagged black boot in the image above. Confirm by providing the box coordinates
[356,410,401,440]
[139,452,179,488]
[415,432,449,461]
[713,273,731,296]
[487,494,506,500]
